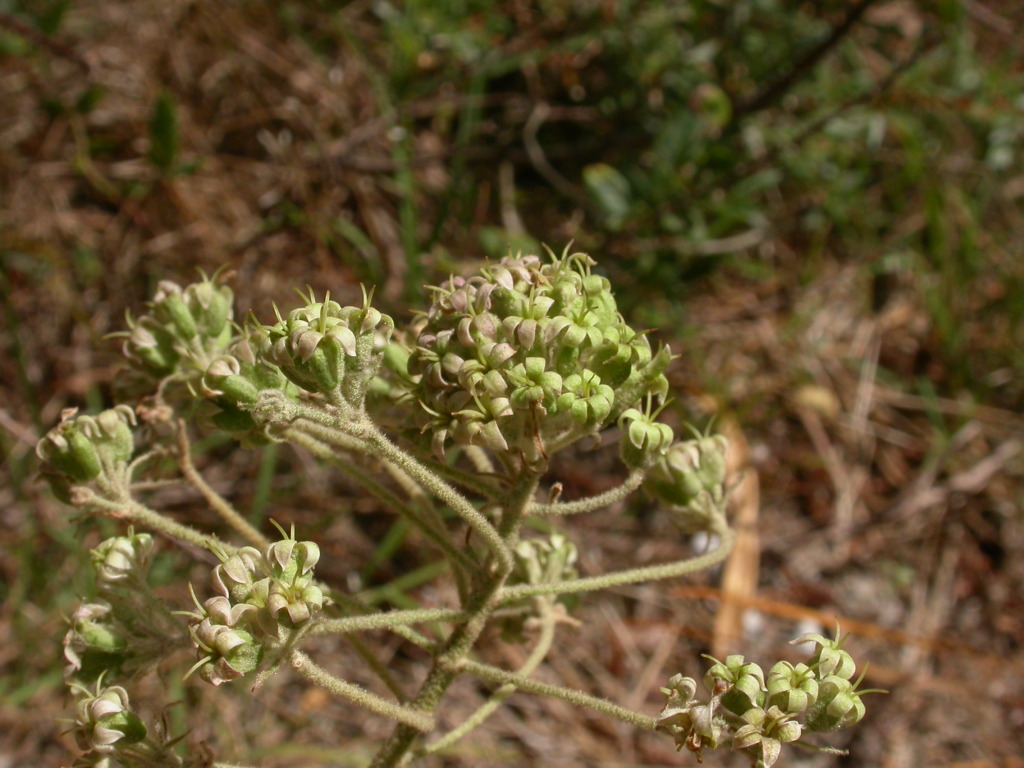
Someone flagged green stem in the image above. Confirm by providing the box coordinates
[459,659,658,731]
[288,429,477,574]
[311,608,468,636]
[528,468,647,516]
[500,526,734,602]
[288,651,434,733]
[88,494,221,552]
[297,417,513,572]
[175,421,270,550]
[417,598,558,758]
[367,472,540,768]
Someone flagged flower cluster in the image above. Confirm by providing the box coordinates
[253,288,394,405]
[186,533,325,685]
[403,250,672,464]
[122,274,234,380]
[500,532,579,640]
[64,532,184,687]
[644,431,730,533]
[37,406,137,504]
[70,680,148,756]
[658,630,880,767]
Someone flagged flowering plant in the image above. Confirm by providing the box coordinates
[41,251,871,767]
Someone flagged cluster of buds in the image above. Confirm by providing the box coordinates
[70,680,148,756]
[644,431,729,533]
[121,274,234,380]
[658,630,880,767]
[186,532,325,685]
[68,676,183,768]
[500,532,579,640]
[252,288,395,405]
[64,532,184,686]
[404,251,672,464]
[37,406,137,504]
[199,335,292,440]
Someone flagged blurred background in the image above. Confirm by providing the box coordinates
[1,1,1023,766]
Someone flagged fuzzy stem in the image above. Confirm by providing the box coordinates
[500,525,734,601]
[528,468,647,516]
[459,659,658,730]
[288,651,434,732]
[287,429,478,574]
[175,421,270,550]
[87,494,222,552]
[361,421,513,572]
[311,608,468,636]
[367,472,540,768]
[417,598,558,758]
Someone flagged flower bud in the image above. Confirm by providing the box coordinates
[645,434,728,508]
[255,291,393,403]
[191,619,264,686]
[804,674,865,731]
[37,407,136,498]
[790,629,856,679]
[91,531,154,585]
[73,683,147,754]
[617,403,674,468]
[63,602,128,684]
[703,654,765,715]
[765,660,818,713]
[211,546,264,602]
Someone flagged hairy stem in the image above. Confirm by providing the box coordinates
[417,598,558,758]
[312,608,468,636]
[528,468,647,516]
[288,651,434,732]
[500,525,734,601]
[175,421,270,550]
[459,659,658,730]
[288,428,477,574]
[367,472,540,768]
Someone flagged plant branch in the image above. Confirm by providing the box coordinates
[528,468,647,515]
[287,428,478,574]
[500,525,734,601]
[357,420,514,572]
[175,421,270,550]
[312,608,468,637]
[458,659,658,731]
[288,651,435,732]
[417,598,558,758]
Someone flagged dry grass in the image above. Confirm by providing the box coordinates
[2,2,1023,767]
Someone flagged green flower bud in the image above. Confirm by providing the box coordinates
[790,629,857,679]
[617,401,674,468]
[732,706,799,768]
[191,619,264,686]
[256,290,393,402]
[152,281,198,339]
[703,654,765,715]
[765,660,818,713]
[123,316,181,376]
[211,546,265,603]
[73,683,147,754]
[203,355,260,404]
[91,531,154,585]
[38,419,102,484]
[645,434,729,508]
[63,602,128,684]
[37,407,136,497]
[804,674,865,732]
